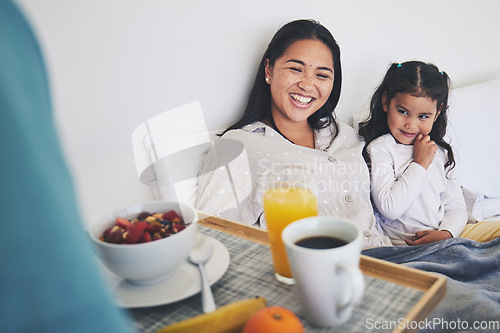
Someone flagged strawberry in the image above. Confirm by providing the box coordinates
[162,210,181,222]
[125,221,147,244]
[140,232,152,243]
[115,217,134,230]
[145,223,160,233]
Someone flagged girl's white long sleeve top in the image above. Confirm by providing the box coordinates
[366,134,467,246]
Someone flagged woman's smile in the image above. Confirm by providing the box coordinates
[265,39,334,125]
[290,93,315,107]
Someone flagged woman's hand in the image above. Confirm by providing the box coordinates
[413,134,437,169]
[405,229,452,246]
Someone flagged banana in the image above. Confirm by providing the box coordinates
[156,296,267,333]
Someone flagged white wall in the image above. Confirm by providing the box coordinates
[17,0,500,227]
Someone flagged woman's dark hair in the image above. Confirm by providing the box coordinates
[223,19,342,136]
[358,60,455,170]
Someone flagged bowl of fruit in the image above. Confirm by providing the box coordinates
[89,201,198,284]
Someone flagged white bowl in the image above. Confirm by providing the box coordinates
[89,201,198,285]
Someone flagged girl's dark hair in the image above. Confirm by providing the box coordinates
[223,19,342,136]
[358,61,455,170]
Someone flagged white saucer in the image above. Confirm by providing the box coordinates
[102,236,230,308]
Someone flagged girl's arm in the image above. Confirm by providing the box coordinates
[405,229,452,245]
[436,165,468,237]
[368,142,428,220]
[405,167,467,245]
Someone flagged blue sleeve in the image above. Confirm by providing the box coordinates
[0,1,136,332]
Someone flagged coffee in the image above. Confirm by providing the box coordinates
[282,217,364,326]
[295,236,347,249]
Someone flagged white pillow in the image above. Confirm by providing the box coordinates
[447,78,500,220]
[351,108,369,131]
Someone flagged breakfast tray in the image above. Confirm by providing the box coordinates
[128,213,446,333]
[196,213,446,333]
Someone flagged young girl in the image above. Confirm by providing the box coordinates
[359,61,468,246]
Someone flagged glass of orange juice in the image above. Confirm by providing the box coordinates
[263,165,317,284]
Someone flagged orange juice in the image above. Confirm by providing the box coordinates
[264,187,318,280]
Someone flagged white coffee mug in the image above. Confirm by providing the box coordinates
[282,216,365,326]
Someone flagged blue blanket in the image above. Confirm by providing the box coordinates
[363,237,500,333]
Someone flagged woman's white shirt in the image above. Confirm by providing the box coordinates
[195,121,391,249]
[366,134,467,246]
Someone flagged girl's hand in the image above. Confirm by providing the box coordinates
[405,230,452,246]
[413,133,437,169]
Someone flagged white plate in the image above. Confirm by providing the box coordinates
[102,236,230,308]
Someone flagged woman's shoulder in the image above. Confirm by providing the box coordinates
[325,120,362,143]
[336,121,357,135]
[319,120,366,155]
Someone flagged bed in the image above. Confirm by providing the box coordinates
[132,78,500,332]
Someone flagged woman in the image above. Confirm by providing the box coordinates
[195,19,391,249]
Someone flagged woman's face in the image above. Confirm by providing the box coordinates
[265,39,334,126]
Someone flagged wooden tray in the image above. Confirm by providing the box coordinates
[198,212,446,333]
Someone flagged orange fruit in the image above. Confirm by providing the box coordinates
[242,306,305,333]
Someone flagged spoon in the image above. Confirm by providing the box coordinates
[188,233,216,313]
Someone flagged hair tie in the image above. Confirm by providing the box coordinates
[440,71,444,75]
[397,64,402,68]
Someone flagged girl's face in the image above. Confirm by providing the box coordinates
[383,92,441,145]
[265,39,334,126]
